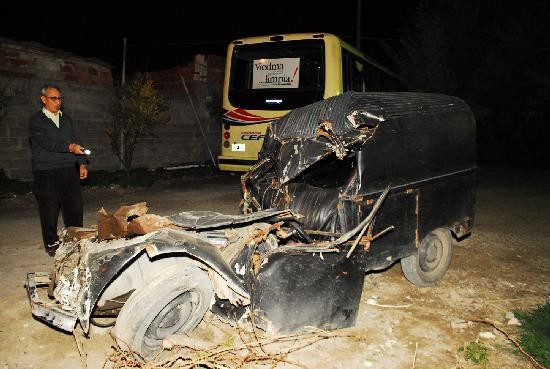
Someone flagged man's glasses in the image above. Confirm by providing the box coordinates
[46,96,64,101]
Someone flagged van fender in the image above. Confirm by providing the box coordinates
[76,229,248,333]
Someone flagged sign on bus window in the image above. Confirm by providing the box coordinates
[252,58,300,89]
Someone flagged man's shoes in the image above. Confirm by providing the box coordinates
[46,245,59,257]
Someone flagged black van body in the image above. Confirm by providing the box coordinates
[244,91,476,261]
[237,91,476,332]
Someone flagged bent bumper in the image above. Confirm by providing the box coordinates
[26,272,77,332]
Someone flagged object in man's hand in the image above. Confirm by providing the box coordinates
[83,148,91,155]
[69,143,79,153]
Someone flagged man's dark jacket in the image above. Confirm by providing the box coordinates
[28,111,86,171]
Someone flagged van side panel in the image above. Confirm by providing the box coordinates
[356,98,476,194]
[251,246,367,334]
[344,189,419,270]
[356,93,476,253]
[249,91,477,266]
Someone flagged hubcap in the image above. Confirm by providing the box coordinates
[419,238,442,272]
[142,291,200,349]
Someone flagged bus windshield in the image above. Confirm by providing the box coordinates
[228,39,326,110]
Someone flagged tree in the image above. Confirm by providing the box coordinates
[107,74,170,185]
[385,0,550,166]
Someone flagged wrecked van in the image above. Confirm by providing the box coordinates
[26,91,476,358]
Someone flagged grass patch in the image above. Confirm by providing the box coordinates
[458,341,490,367]
[515,302,550,367]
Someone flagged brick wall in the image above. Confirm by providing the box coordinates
[0,37,225,180]
[139,54,224,169]
[0,38,116,180]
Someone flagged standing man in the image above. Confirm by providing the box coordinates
[29,84,88,256]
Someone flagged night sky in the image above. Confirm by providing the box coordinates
[2,1,549,166]
[1,1,417,72]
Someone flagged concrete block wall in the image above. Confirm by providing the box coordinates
[0,38,225,180]
[142,56,224,169]
[0,38,116,180]
[0,38,113,85]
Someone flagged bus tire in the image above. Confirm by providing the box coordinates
[113,265,213,359]
[401,228,453,287]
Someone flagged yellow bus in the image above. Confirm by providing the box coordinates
[218,32,404,172]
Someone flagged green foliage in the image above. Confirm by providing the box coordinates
[515,302,550,366]
[458,342,490,367]
[107,74,170,184]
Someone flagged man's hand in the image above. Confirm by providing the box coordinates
[69,143,84,155]
[79,164,88,179]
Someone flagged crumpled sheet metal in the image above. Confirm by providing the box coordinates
[26,272,79,332]
[268,92,378,139]
[65,208,300,332]
[75,233,158,331]
[167,208,295,230]
[74,226,253,333]
[261,93,398,185]
[276,129,371,185]
[270,91,467,139]
[260,92,469,186]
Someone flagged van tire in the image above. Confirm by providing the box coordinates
[401,228,453,287]
[113,265,213,359]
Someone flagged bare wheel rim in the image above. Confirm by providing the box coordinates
[142,290,201,349]
[419,237,443,272]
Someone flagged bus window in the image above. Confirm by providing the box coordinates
[229,40,326,111]
[343,51,370,92]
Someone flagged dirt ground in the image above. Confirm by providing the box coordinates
[0,166,548,369]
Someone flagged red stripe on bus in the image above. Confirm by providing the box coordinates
[224,108,279,123]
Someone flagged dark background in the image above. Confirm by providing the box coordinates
[2,0,549,167]
[0,2,416,71]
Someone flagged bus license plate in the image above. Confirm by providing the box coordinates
[232,143,245,152]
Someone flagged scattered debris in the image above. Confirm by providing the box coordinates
[105,325,359,369]
[505,311,522,326]
[98,202,168,240]
[366,297,412,308]
[478,331,496,339]
[63,227,97,242]
[451,319,471,330]
[412,342,418,369]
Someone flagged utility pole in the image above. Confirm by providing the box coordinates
[356,0,362,51]
[122,37,127,86]
[120,37,127,169]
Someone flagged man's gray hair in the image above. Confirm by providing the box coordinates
[40,84,62,96]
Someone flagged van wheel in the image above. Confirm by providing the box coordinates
[113,265,213,359]
[401,228,453,287]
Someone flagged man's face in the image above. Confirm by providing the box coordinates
[40,87,63,114]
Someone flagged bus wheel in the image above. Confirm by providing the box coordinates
[113,265,214,359]
[401,228,453,287]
